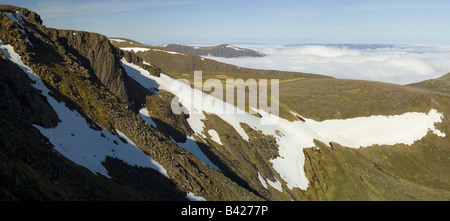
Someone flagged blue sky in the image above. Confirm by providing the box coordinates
[4,0,450,45]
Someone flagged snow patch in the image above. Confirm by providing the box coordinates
[4,11,33,47]
[257,172,284,191]
[139,108,158,128]
[257,172,268,189]
[143,61,152,67]
[120,58,160,95]
[108,38,127,43]
[5,11,26,25]
[207,129,222,145]
[115,130,169,178]
[186,192,207,201]
[120,47,151,52]
[266,177,283,192]
[226,45,245,51]
[308,109,446,147]
[151,48,186,55]
[170,136,221,172]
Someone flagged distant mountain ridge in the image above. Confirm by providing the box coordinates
[162,43,266,58]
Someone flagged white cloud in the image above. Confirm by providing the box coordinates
[204,44,450,85]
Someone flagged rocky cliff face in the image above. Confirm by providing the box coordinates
[0,40,188,201]
[55,30,154,111]
[0,5,261,201]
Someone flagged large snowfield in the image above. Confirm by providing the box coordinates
[120,47,186,55]
[120,58,446,191]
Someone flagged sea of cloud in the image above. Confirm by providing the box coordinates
[204,44,450,85]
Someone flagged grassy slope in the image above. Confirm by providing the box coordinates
[274,76,450,200]
[281,77,450,200]
[408,72,450,95]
